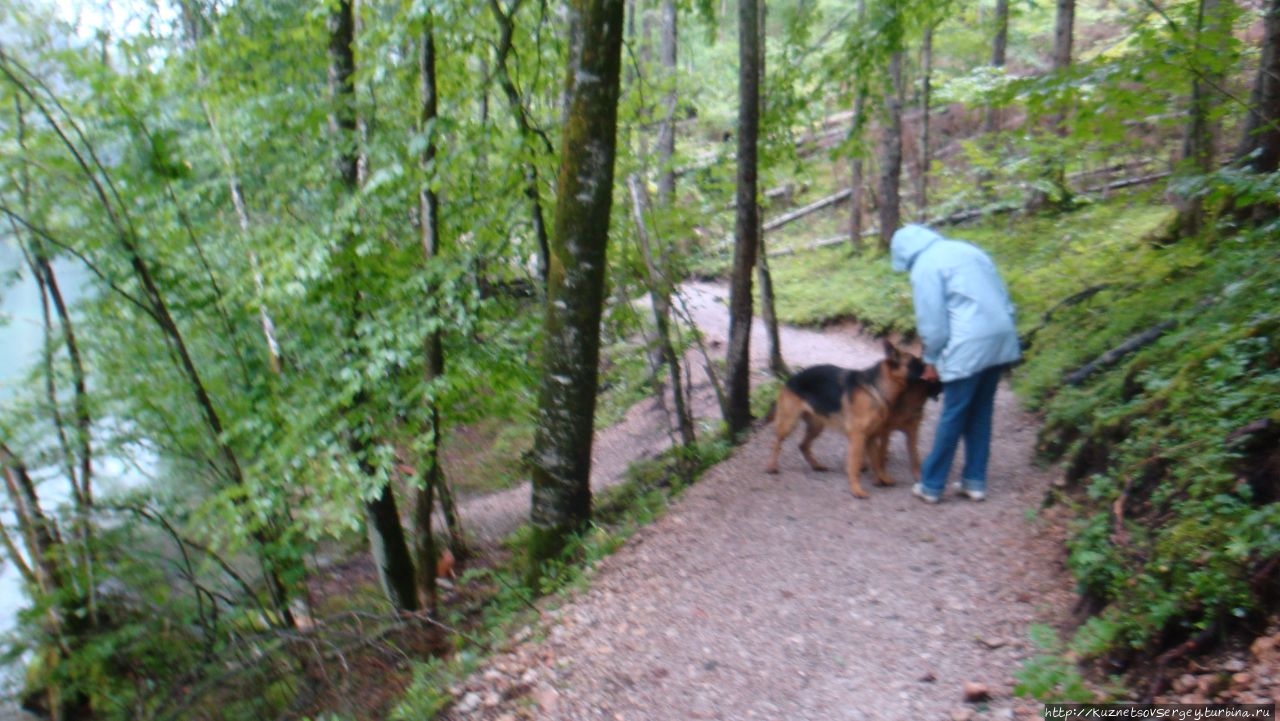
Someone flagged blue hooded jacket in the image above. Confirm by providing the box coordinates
[890,225,1021,382]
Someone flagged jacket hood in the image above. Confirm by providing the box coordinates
[890,224,944,272]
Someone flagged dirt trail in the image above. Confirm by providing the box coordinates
[443,281,1075,721]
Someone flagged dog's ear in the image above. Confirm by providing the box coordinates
[882,338,902,366]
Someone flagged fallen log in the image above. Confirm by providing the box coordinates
[1064,320,1177,387]
[1020,284,1118,352]
[762,189,852,233]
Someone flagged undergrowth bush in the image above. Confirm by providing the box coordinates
[1031,224,1280,666]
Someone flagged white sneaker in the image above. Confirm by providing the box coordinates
[958,487,986,502]
[912,483,940,504]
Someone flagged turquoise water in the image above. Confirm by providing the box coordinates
[1,241,45,397]
[0,239,92,675]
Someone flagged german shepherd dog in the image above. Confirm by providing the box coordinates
[866,355,943,485]
[765,340,916,498]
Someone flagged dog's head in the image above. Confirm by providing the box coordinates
[880,339,910,384]
[904,354,943,400]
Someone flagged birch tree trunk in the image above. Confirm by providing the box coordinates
[528,0,626,570]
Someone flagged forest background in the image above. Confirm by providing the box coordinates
[0,0,1278,719]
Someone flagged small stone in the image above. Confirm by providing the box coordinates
[1197,673,1227,696]
[1173,673,1199,694]
[962,681,991,702]
[1178,693,1208,705]
[919,669,937,683]
[533,685,560,712]
[455,692,482,714]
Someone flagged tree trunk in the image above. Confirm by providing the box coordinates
[1170,0,1228,238]
[657,0,679,205]
[984,0,1009,134]
[1235,0,1280,223]
[757,233,786,378]
[0,443,85,719]
[916,23,934,220]
[849,0,867,251]
[1052,0,1074,78]
[1030,0,1074,211]
[725,0,762,438]
[329,0,419,612]
[489,0,554,287]
[627,174,696,448]
[991,0,1009,67]
[362,474,420,612]
[13,101,94,554]
[528,0,626,571]
[754,0,784,378]
[878,49,904,250]
[414,5,445,612]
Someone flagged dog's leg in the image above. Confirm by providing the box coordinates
[798,415,830,472]
[870,429,897,487]
[844,431,870,498]
[766,393,799,474]
[904,422,923,482]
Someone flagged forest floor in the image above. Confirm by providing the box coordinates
[433,281,1082,721]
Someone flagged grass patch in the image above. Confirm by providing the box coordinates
[766,244,914,334]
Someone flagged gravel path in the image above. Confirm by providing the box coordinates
[442,282,1075,721]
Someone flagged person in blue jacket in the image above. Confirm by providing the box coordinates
[890,224,1021,503]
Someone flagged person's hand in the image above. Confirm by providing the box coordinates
[922,364,939,382]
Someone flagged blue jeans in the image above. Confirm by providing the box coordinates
[918,364,1003,498]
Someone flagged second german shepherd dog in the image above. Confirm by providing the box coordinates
[765,341,937,498]
[866,355,942,485]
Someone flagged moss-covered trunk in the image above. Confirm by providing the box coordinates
[528,0,626,571]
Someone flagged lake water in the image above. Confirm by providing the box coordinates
[0,240,94,701]
[0,240,50,643]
